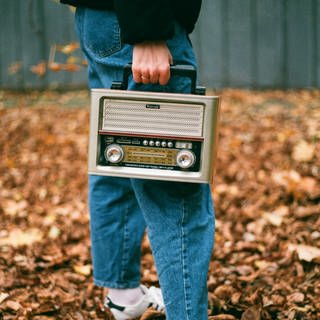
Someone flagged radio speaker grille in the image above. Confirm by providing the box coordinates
[102,99,204,137]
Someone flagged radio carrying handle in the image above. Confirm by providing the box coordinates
[111,64,206,95]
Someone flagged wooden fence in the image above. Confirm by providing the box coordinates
[0,0,319,89]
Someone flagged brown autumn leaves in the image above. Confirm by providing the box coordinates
[0,89,319,319]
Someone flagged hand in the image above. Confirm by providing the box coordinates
[132,41,173,85]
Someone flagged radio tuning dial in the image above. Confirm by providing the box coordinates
[105,144,124,163]
[176,150,196,169]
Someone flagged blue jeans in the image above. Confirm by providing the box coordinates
[75,7,215,320]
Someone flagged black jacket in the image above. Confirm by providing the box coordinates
[61,0,202,44]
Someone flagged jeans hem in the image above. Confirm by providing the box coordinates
[94,278,141,289]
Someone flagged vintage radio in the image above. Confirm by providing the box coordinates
[88,65,220,183]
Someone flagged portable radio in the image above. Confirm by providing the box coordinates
[88,65,220,183]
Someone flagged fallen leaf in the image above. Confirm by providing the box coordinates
[254,260,278,271]
[7,61,22,75]
[62,63,80,72]
[273,205,290,216]
[140,309,165,320]
[48,225,61,239]
[73,264,92,276]
[5,300,21,311]
[292,140,315,162]
[294,205,320,218]
[263,294,285,307]
[58,42,79,54]
[2,199,28,216]
[0,292,9,304]
[241,306,261,320]
[214,285,235,300]
[66,56,80,64]
[263,212,284,227]
[272,170,301,188]
[30,62,46,77]
[311,231,320,240]
[288,244,320,262]
[209,315,236,320]
[0,228,43,247]
[48,62,62,72]
[231,292,241,305]
[298,177,319,197]
[235,265,254,276]
[287,292,305,304]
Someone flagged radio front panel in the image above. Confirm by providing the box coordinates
[98,133,202,172]
[88,89,220,183]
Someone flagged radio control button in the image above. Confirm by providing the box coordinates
[161,141,167,147]
[143,140,148,146]
[155,141,161,147]
[176,141,193,149]
[167,142,173,148]
[149,140,155,146]
[104,144,124,163]
[176,150,195,169]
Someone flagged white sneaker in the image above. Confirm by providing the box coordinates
[105,285,165,320]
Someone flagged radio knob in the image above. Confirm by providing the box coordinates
[167,142,173,148]
[149,140,155,146]
[104,144,124,163]
[155,141,161,147]
[176,150,195,169]
[161,141,167,147]
[143,140,148,146]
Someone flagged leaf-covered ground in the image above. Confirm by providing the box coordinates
[0,89,319,320]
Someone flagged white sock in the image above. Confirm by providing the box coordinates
[108,286,144,306]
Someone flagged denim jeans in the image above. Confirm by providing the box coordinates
[75,7,215,320]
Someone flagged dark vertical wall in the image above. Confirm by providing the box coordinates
[0,0,87,89]
[191,0,319,88]
[0,0,319,89]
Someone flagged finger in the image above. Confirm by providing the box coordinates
[149,68,159,84]
[139,65,153,84]
[158,64,170,86]
[141,72,150,84]
[132,65,142,83]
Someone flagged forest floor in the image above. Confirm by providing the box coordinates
[0,89,319,320]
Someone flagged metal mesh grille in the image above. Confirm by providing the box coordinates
[102,99,204,137]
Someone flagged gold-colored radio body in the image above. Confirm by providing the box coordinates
[88,65,220,183]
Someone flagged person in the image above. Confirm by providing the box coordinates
[60,1,215,319]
